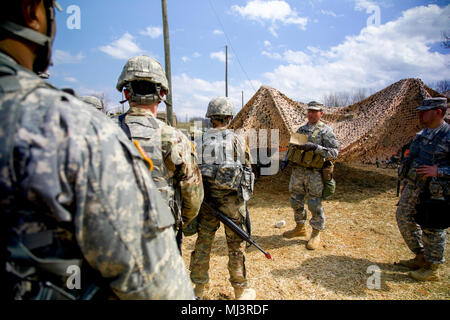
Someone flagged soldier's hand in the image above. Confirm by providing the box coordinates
[280,160,288,172]
[298,142,318,152]
[416,165,438,178]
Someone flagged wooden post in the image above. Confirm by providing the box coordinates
[161,0,173,126]
[225,45,228,97]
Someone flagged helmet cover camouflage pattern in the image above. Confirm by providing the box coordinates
[307,101,324,111]
[81,96,103,110]
[116,55,169,105]
[206,96,235,118]
[116,55,169,92]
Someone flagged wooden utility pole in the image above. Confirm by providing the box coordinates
[225,45,228,97]
[161,0,173,126]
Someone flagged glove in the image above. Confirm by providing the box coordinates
[298,142,318,152]
[280,160,288,171]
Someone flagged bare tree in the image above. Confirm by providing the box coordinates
[442,31,450,49]
[428,80,450,93]
[351,88,367,104]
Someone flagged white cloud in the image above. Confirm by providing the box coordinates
[264,40,272,47]
[63,77,78,83]
[321,9,340,17]
[181,56,190,63]
[261,50,281,59]
[193,52,201,58]
[213,29,224,35]
[354,0,378,11]
[99,33,144,60]
[262,4,450,102]
[53,50,85,65]
[232,0,308,37]
[210,51,226,62]
[140,26,163,38]
[172,73,262,119]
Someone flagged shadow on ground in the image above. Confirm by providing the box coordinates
[183,233,307,256]
[270,254,416,296]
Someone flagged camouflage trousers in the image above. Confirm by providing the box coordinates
[396,182,447,264]
[189,191,249,289]
[289,166,325,231]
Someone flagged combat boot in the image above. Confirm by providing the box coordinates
[397,253,426,270]
[409,262,441,282]
[234,287,256,300]
[194,283,206,300]
[282,223,307,239]
[306,228,321,250]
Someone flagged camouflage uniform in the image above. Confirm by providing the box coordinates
[288,122,339,230]
[80,96,103,111]
[190,128,252,290]
[396,121,450,264]
[115,55,203,230]
[0,51,194,300]
[121,107,204,227]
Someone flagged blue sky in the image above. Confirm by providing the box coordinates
[50,0,450,118]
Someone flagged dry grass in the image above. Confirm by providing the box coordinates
[181,163,450,300]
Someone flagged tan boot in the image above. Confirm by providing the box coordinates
[397,253,426,270]
[194,283,206,300]
[234,287,256,300]
[409,262,441,281]
[282,223,307,239]
[306,228,321,250]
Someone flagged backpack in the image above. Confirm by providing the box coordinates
[200,129,254,199]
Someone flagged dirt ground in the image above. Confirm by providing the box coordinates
[181,163,450,300]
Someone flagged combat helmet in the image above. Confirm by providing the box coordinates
[116,55,169,105]
[206,97,235,118]
[0,1,62,74]
[81,96,103,110]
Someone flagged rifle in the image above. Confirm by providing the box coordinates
[201,202,272,260]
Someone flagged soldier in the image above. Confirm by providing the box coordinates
[190,97,256,300]
[115,55,204,248]
[1,0,194,299]
[396,97,449,281]
[81,95,103,112]
[280,101,339,250]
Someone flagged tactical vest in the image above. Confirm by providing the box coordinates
[125,115,179,222]
[289,122,325,169]
[200,129,253,197]
[0,57,106,300]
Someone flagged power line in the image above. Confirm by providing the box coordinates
[208,0,257,93]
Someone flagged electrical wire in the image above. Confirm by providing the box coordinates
[208,0,257,93]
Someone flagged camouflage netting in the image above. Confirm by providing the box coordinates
[229,85,307,150]
[230,78,448,163]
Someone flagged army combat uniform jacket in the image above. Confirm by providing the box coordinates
[0,51,194,299]
[122,108,204,227]
[287,121,339,231]
[396,122,449,264]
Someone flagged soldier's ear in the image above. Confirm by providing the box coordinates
[21,0,44,32]
[124,89,130,100]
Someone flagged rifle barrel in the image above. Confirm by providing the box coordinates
[202,202,272,259]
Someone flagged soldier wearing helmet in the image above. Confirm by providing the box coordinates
[189,97,257,300]
[116,55,204,251]
[1,1,194,300]
[280,101,339,250]
[81,95,103,111]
